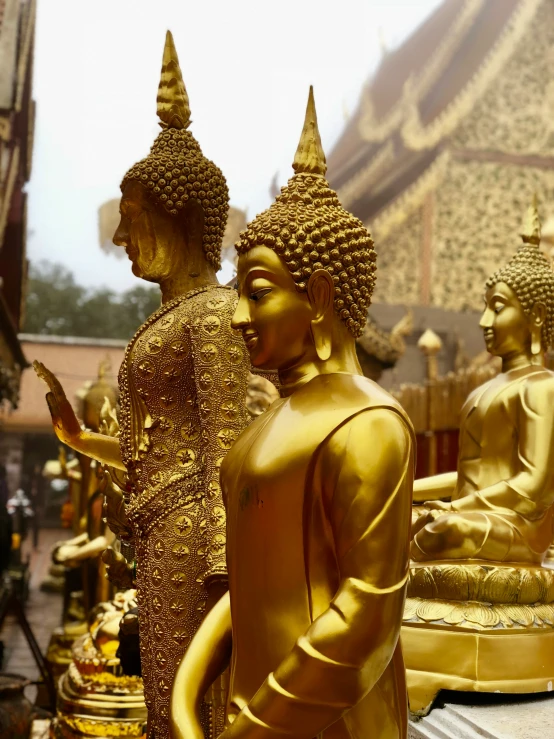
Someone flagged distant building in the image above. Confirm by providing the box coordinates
[328,0,554,379]
[0,0,36,408]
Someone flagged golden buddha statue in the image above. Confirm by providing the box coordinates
[171,88,415,739]
[35,31,250,738]
[404,200,554,714]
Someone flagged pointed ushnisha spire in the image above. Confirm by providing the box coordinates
[292,86,327,176]
[156,30,191,130]
[519,193,541,246]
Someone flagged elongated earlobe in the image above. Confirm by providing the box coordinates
[531,328,542,356]
[307,270,334,361]
[530,302,546,356]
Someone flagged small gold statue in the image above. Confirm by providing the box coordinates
[51,590,147,739]
[404,199,554,713]
[171,88,414,739]
[35,31,250,738]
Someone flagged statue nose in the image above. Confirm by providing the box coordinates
[113,221,129,248]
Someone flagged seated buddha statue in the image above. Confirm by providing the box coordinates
[404,200,554,714]
[170,88,415,739]
[411,200,554,565]
[35,31,250,739]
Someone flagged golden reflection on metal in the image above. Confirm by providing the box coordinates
[171,87,414,739]
[405,199,554,714]
[35,30,250,738]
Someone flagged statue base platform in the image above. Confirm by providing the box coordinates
[403,563,554,715]
[408,694,554,738]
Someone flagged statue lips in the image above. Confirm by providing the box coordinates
[242,331,258,351]
[483,329,494,347]
[125,245,139,262]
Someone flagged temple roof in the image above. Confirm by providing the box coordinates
[327,0,534,224]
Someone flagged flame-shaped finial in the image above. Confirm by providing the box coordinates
[292,86,327,176]
[520,193,541,246]
[156,30,191,130]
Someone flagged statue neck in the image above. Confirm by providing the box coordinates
[159,248,218,304]
[278,331,362,397]
[502,349,545,373]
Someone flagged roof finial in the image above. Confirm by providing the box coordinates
[156,30,191,130]
[292,86,327,176]
[520,193,541,246]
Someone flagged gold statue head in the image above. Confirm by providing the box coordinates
[236,87,375,336]
[481,198,554,360]
[233,87,376,372]
[114,31,228,279]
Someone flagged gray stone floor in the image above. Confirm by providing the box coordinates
[1,528,68,690]
[409,694,554,738]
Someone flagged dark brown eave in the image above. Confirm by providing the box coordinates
[0,289,27,367]
[349,146,440,224]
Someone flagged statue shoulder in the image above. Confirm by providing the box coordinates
[520,368,554,411]
[302,373,414,435]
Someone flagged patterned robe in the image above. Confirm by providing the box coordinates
[118,285,249,738]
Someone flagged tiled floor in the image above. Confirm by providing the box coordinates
[1,528,68,685]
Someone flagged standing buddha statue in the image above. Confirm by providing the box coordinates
[35,31,249,738]
[404,200,554,713]
[171,88,415,739]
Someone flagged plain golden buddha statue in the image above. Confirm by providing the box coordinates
[35,31,250,738]
[403,200,554,714]
[171,87,415,739]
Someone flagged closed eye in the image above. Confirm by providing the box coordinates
[249,288,272,302]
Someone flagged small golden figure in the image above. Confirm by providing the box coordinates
[35,31,250,738]
[171,88,414,739]
[404,199,554,713]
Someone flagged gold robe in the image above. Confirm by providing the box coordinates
[221,373,414,738]
[118,284,249,737]
[413,365,554,563]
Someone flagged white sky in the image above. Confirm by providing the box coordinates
[27,0,442,291]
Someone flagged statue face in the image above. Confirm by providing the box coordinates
[479,282,531,358]
[233,246,314,370]
[113,180,178,282]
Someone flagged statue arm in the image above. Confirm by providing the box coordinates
[34,361,125,470]
[170,592,232,739]
[55,535,111,565]
[451,378,554,518]
[220,409,413,738]
[413,471,457,502]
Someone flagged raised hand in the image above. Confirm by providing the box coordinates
[33,360,83,445]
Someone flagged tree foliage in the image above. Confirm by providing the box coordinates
[24,261,161,340]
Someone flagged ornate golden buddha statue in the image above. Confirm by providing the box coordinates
[404,200,554,714]
[171,88,415,739]
[35,31,250,738]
